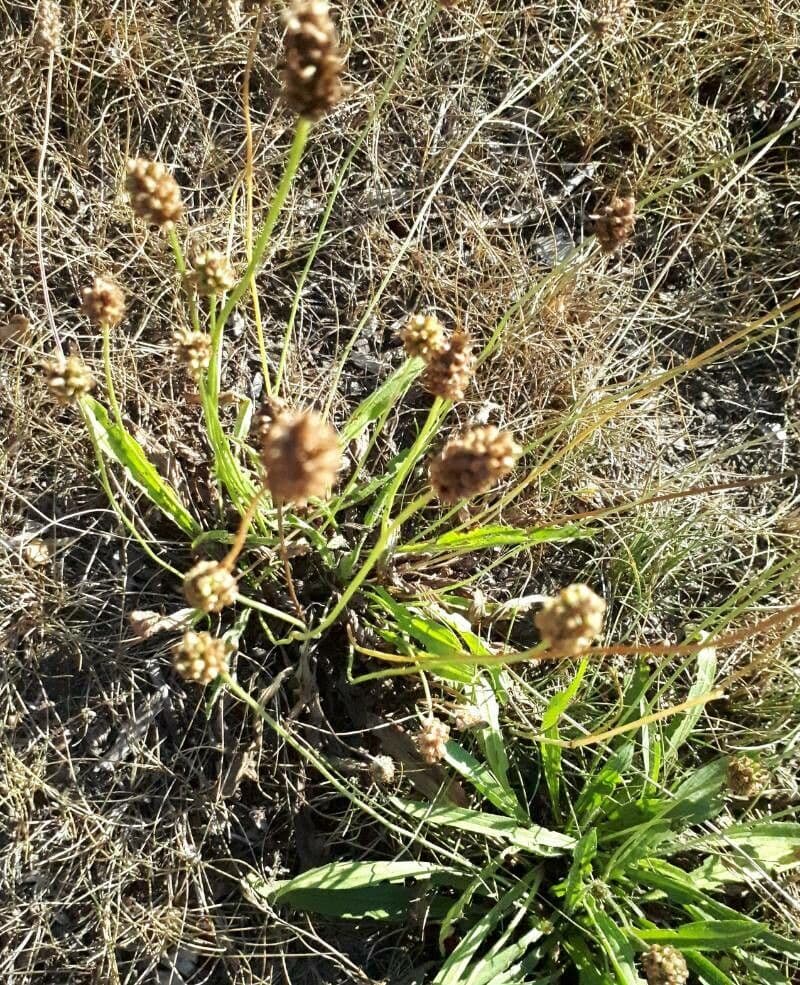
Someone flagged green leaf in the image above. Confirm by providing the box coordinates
[663,759,727,828]
[444,741,526,822]
[574,742,634,828]
[392,800,575,856]
[401,523,587,555]
[686,822,800,888]
[83,396,200,536]
[342,358,423,444]
[563,935,615,985]
[683,951,737,985]
[632,920,765,949]
[585,898,644,985]
[664,642,717,764]
[559,829,597,914]
[433,870,542,985]
[631,858,800,956]
[244,861,460,920]
[542,660,589,821]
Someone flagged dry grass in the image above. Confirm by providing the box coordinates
[2,0,800,980]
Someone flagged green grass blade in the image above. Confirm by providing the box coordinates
[399,523,588,555]
[82,395,200,536]
[663,642,717,766]
[341,358,424,444]
[632,920,766,949]
[541,659,589,821]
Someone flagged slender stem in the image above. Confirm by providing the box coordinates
[235,593,306,628]
[274,7,439,392]
[222,486,266,570]
[242,3,273,395]
[101,324,123,430]
[217,119,313,334]
[276,501,306,623]
[167,227,200,333]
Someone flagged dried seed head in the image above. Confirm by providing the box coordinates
[126,158,183,229]
[727,755,767,798]
[187,250,237,296]
[415,718,450,765]
[591,194,635,253]
[81,276,126,328]
[34,0,61,52]
[260,409,341,505]
[173,631,229,684]
[590,0,635,36]
[534,583,606,655]
[1,314,31,344]
[183,560,238,613]
[23,539,50,566]
[642,945,689,985]
[45,354,95,404]
[173,327,211,379]
[423,330,474,401]
[280,0,344,121]
[400,314,447,360]
[369,755,397,786]
[429,426,520,503]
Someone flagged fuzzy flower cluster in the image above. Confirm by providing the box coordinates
[429,425,520,503]
[173,631,229,684]
[534,583,606,654]
[401,313,475,401]
[259,409,341,505]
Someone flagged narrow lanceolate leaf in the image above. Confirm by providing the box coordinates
[398,523,588,555]
[542,659,589,822]
[433,870,541,985]
[443,741,527,823]
[341,357,423,443]
[683,951,737,985]
[83,396,200,536]
[664,642,717,764]
[631,920,766,949]
[585,898,644,985]
[686,821,800,888]
[559,829,597,914]
[392,800,575,856]
[244,861,462,920]
[574,742,634,828]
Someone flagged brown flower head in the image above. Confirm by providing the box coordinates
[727,755,767,798]
[173,631,229,684]
[423,330,474,401]
[429,426,520,503]
[34,0,61,52]
[126,158,183,229]
[81,276,126,328]
[642,945,689,985]
[183,560,238,613]
[415,718,450,765]
[45,354,95,404]
[173,327,211,380]
[188,250,237,296]
[260,409,341,505]
[590,0,635,36]
[591,194,635,253]
[280,0,344,121]
[369,755,397,786]
[534,583,606,655]
[400,314,447,360]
